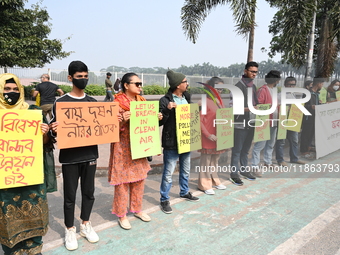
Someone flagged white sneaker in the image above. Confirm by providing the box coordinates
[204,189,215,195]
[80,221,99,243]
[214,184,227,190]
[65,226,78,251]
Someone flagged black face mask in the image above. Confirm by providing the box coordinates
[4,92,20,105]
[72,78,88,90]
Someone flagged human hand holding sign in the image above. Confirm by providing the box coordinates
[122,111,131,121]
[49,121,59,134]
[158,112,163,120]
[208,134,217,142]
[167,102,177,110]
[40,123,49,135]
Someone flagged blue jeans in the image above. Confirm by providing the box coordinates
[252,126,277,166]
[276,130,299,163]
[230,128,254,178]
[160,150,190,202]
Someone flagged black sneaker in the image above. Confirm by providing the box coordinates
[240,172,256,181]
[229,177,244,186]
[160,201,172,214]
[180,192,200,201]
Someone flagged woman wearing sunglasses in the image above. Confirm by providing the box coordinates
[108,73,162,230]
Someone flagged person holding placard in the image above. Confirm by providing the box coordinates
[159,70,200,214]
[198,77,227,195]
[300,77,326,159]
[0,73,53,255]
[275,77,306,167]
[108,73,162,230]
[230,62,259,186]
[251,70,281,176]
[49,61,100,251]
[326,79,340,103]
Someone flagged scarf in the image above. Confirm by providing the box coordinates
[0,73,29,110]
[242,75,257,106]
[114,91,146,111]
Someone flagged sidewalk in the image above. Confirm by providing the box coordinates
[38,148,340,255]
[18,97,340,254]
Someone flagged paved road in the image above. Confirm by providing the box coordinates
[12,97,339,255]
[2,149,339,255]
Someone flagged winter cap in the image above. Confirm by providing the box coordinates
[167,70,185,89]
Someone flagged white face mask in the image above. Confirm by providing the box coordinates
[333,85,339,90]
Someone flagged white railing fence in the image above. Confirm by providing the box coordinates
[0,67,317,88]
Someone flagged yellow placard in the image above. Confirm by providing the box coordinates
[336,91,340,101]
[286,104,304,132]
[176,104,202,154]
[216,108,234,150]
[0,110,43,189]
[277,106,288,140]
[253,104,270,142]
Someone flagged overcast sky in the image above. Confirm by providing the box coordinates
[26,0,279,72]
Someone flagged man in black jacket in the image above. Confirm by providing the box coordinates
[230,61,259,186]
[159,70,199,214]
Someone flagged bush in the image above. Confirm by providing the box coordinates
[142,85,167,95]
[23,84,36,99]
[84,84,106,96]
[188,87,203,94]
[58,85,72,94]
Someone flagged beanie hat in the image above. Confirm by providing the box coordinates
[167,70,185,89]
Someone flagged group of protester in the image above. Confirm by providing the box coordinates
[1,60,337,254]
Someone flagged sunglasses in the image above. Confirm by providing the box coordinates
[129,82,142,87]
[248,70,258,74]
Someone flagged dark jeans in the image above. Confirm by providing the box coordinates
[230,127,254,178]
[62,161,97,228]
[300,116,315,153]
[276,130,299,163]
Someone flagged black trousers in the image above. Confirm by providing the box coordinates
[62,161,96,228]
[300,116,315,153]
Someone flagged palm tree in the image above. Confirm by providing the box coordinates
[181,0,257,63]
[267,0,340,78]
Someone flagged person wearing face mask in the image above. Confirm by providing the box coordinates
[0,73,55,255]
[300,77,326,158]
[326,79,340,103]
[275,77,306,167]
[49,61,100,251]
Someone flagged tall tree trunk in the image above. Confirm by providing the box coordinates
[247,5,256,63]
[315,14,337,78]
[247,25,254,62]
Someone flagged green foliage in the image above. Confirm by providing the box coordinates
[0,0,71,68]
[23,84,35,99]
[267,0,340,76]
[188,87,203,94]
[84,84,106,96]
[58,85,72,94]
[142,85,167,95]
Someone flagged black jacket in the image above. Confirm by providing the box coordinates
[159,89,192,150]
